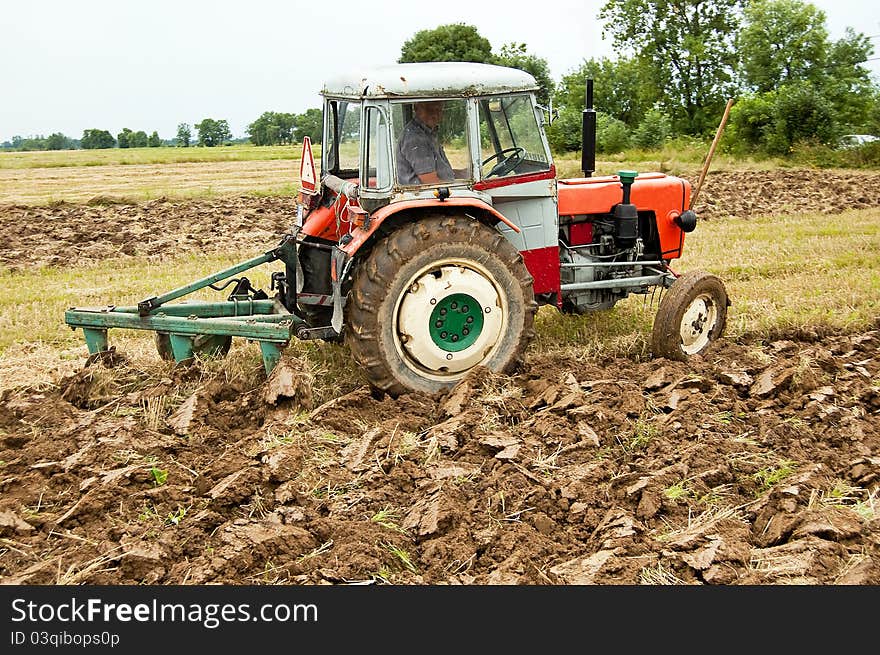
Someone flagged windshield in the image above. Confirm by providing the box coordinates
[478,95,549,179]
[391,99,471,187]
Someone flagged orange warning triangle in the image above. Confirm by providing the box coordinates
[300,136,317,193]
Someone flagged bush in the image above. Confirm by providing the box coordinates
[724,92,776,153]
[596,112,630,154]
[765,82,837,155]
[546,106,584,153]
[632,109,672,149]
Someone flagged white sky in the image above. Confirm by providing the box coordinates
[1,0,877,142]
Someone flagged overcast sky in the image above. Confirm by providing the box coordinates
[1,0,878,142]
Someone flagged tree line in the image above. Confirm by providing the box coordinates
[4,1,876,158]
[398,1,879,158]
[2,107,325,151]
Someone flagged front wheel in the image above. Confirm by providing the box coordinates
[347,215,536,395]
[651,271,729,360]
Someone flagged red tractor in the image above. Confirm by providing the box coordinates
[290,62,729,394]
[65,62,729,396]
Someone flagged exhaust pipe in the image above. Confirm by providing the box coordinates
[581,78,596,178]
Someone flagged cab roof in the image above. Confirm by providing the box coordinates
[321,62,539,100]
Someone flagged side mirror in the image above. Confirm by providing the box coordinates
[535,104,558,125]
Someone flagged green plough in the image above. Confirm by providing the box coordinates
[64,233,332,373]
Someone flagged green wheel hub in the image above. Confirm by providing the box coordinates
[429,293,483,352]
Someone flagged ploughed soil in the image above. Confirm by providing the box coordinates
[0,168,878,585]
[2,168,880,270]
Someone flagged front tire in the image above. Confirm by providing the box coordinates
[651,270,729,360]
[347,215,536,395]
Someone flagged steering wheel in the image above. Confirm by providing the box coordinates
[482,146,526,178]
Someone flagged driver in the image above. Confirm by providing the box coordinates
[397,101,462,185]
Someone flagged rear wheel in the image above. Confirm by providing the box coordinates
[347,215,536,395]
[651,271,729,360]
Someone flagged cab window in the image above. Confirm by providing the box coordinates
[364,106,391,189]
[325,100,360,177]
[391,99,471,187]
[478,95,550,179]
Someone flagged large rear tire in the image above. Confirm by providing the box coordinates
[347,215,536,395]
[651,270,729,361]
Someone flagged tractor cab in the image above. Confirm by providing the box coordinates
[317,62,555,209]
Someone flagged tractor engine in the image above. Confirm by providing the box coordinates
[557,168,692,314]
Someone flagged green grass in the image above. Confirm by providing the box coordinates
[0,144,316,169]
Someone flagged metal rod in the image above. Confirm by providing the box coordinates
[111,299,278,317]
[65,309,299,340]
[141,250,278,311]
[560,274,666,292]
[560,261,665,268]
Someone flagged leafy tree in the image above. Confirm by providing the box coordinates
[129,130,148,148]
[546,108,632,154]
[195,118,232,147]
[554,56,656,127]
[822,27,875,129]
[494,42,555,107]
[294,108,323,143]
[117,128,132,148]
[45,133,73,150]
[724,92,777,151]
[399,23,493,63]
[732,0,875,138]
[176,123,192,147]
[81,129,115,149]
[599,0,745,135]
[148,131,162,147]
[247,111,298,145]
[737,0,829,93]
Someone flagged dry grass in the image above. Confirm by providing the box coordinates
[1,206,878,393]
[0,159,302,204]
[0,144,307,169]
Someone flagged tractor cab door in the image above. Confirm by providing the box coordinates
[474,93,559,297]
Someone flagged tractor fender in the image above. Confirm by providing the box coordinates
[338,197,520,258]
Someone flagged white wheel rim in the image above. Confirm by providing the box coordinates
[394,260,506,380]
[679,293,718,355]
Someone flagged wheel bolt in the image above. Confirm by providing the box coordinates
[466,316,474,324]
[462,328,469,335]
[440,308,447,315]
[452,334,459,342]
[435,320,443,328]
[451,301,458,309]
[440,331,447,338]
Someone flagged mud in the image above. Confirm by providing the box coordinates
[1,330,878,585]
[3,169,880,270]
[1,169,878,586]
